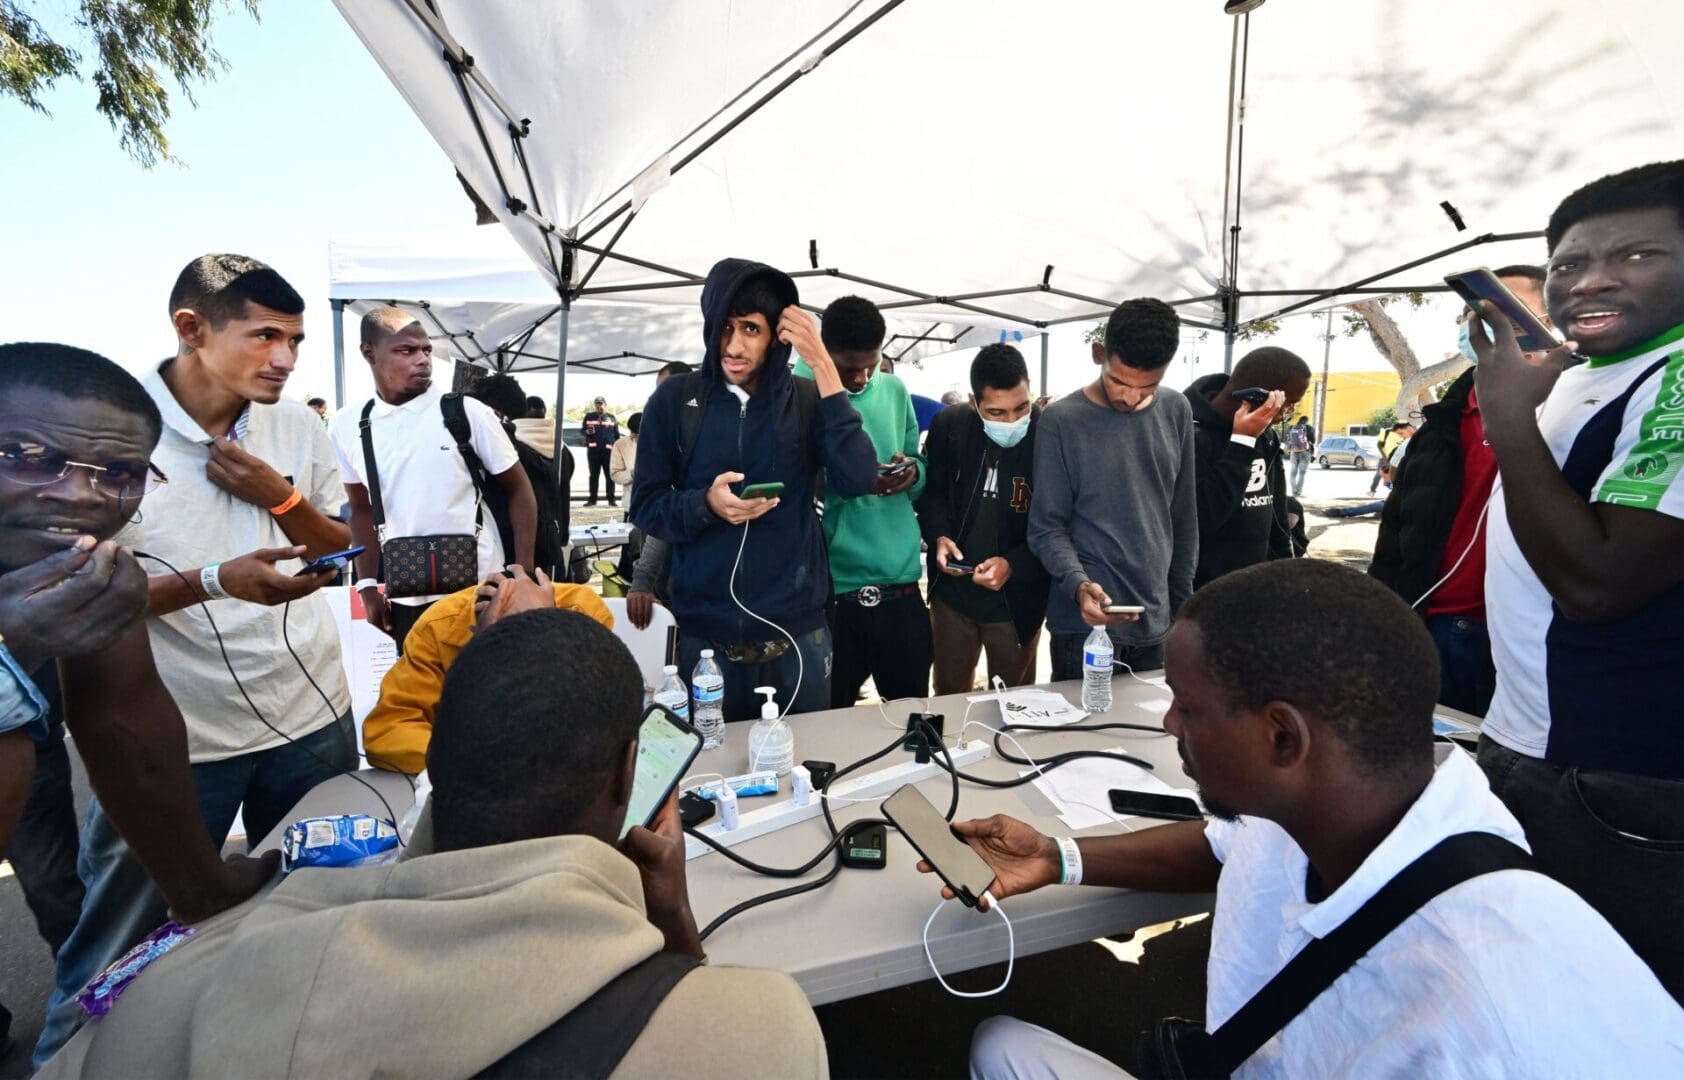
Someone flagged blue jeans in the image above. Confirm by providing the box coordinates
[34,713,356,1069]
[677,625,831,723]
[8,721,85,954]
[1288,451,1310,495]
[1049,633,1164,682]
[1426,613,1495,716]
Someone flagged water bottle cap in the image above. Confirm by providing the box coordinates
[662,664,678,674]
[700,649,714,658]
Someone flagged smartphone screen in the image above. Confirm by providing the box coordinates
[1107,788,1203,821]
[294,545,367,577]
[881,784,996,906]
[1443,267,1559,352]
[620,704,704,838]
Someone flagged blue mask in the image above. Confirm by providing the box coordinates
[1457,321,1479,364]
[981,414,1030,449]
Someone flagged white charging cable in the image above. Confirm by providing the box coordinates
[923,890,1014,998]
[728,518,802,719]
[1409,481,1500,611]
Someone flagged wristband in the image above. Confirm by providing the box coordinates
[1056,836,1083,887]
[199,564,231,601]
[268,489,303,516]
[354,578,380,592]
[1230,433,1258,448]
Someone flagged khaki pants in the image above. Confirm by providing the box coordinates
[930,594,1039,695]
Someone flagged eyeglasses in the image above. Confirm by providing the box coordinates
[0,442,168,502]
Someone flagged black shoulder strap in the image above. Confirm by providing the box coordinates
[792,371,819,469]
[440,393,488,528]
[356,400,386,531]
[474,951,701,1080]
[676,370,712,484]
[1199,831,1533,1075]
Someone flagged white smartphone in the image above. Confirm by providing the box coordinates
[620,704,704,838]
[1104,605,1145,615]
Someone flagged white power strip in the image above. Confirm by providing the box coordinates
[684,740,992,861]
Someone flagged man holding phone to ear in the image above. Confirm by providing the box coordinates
[1471,161,1684,1001]
[629,260,877,722]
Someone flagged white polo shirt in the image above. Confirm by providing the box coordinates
[1204,747,1684,1077]
[328,382,518,605]
[117,362,350,763]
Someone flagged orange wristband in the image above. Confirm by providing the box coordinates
[268,489,303,516]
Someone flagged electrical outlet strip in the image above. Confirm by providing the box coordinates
[685,740,992,861]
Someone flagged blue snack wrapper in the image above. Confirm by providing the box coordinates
[696,771,779,800]
[77,921,195,1018]
[281,814,398,873]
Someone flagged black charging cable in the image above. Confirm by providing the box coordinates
[933,722,1160,789]
[135,551,413,846]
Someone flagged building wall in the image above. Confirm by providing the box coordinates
[1311,370,1402,436]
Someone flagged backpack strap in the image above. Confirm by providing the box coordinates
[1194,831,1533,1076]
[473,951,701,1080]
[356,400,386,537]
[439,393,487,530]
[675,370,712,484]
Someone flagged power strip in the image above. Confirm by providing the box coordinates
[684,740,992,861]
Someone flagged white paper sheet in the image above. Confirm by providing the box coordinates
[1028,748,1202,831]
[966,686,1088,727]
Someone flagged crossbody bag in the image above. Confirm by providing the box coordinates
[1137,831,1532,1079]
[358,398,484,598]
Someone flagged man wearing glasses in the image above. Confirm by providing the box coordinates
[0,342,279,1066]
[32,255,358,1068]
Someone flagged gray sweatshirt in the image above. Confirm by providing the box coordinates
[1028,386,1198,644]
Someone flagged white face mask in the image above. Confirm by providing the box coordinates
[981,413,1031,448]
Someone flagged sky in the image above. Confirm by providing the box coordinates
[1,2,1473,422]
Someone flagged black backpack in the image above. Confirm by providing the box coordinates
[440,394,569,578]
[675,369,819,491]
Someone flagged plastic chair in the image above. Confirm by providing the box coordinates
[601,596,677,691]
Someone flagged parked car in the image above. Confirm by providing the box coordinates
[561,425,586,449]
[1316,435,1382,470]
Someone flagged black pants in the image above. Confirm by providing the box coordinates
[1049,633,1164,682]
[828,590,934,709]
[9,721,84,955]
[1478,736,1684,1002]
[388,598,437,654]
[586,448,616,503]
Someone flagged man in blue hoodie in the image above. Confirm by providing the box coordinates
[630,260,878,722]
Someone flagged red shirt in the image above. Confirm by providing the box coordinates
[1427,387,1498,618]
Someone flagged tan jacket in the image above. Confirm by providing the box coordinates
[609,434,638,487]
[42,835,828,1079]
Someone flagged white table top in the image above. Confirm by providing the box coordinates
[258,677,1212,1005]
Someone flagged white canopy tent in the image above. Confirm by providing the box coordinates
[327,228,1031,404]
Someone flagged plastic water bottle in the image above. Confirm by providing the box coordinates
[746,686,795,776]
[397,768,431,846]
[1081,626,1114,714]
[654,665,690,725]
[692,650,725,750]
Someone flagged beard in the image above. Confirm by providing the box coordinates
[1197,786,1242,822]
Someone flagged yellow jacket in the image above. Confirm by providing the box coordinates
[363,583,614,774]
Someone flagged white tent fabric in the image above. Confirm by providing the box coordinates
[334,0,1683,339]
[328,229,1030,376]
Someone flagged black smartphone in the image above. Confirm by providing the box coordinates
[881,784,996,907]
[1107,788,1203,822]
[1443,267,1560,353]
[294,545,366,577]
[741,481,785,499]
[1228,387,1269,406]
[879,458,915,476]
[946,560,976,574]
[620,704,704,838]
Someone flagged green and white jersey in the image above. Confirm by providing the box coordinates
[1484,323,1684,778]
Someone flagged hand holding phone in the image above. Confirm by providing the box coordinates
[1103,604,1145,615]
[621,704,704,838]
[909,811,1061,911]
[882,785,998,908]
[706,471,780,525]
[946,560,976,575]
[1443,267,1560,353]
[879,458,915,476]
[740,481,785,499]
[293,545,366,577]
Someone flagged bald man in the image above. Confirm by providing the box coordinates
[329,307,537,648]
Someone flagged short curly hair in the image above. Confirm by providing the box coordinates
[1178,559,1437,779]
[1547,160,1684,253]
[1102,298,1180,371]
[820,295,887,353]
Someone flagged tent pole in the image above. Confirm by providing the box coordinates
[553,293,571,520]
[331,299,346,409]
[1040,333,1050,396]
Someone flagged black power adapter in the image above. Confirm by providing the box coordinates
[840,821,887,870]
[903,712,945,762]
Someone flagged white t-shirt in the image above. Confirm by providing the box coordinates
[118,363,350,763]
[328,383,519,605]
[1484,328,1684,774]
[1204,748,1684,1077]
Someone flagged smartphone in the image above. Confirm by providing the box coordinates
[1228,387,1269,406]
[1103,604,1145,615]
[1443,267,1560,353]
[620,704,704,838]
[1108,788,1203,821]
[879,459,915,476]
[946,560,976,574]
[741,481,785,499]
[881,784,996,908]
[293,545,366,577]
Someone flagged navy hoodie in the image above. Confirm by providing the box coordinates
[628,259,878,643]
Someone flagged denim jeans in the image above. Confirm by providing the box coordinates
[1426,614,1495,716]
[34,713,356,1069]
[1477,736,1684,1003]
[7,721,85,954]
[1049,633,1164,682]
[1288,450,1310,495]
[677,625,831,723]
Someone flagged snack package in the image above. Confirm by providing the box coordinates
[281,814,398,873]
[77,921,196,1018]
